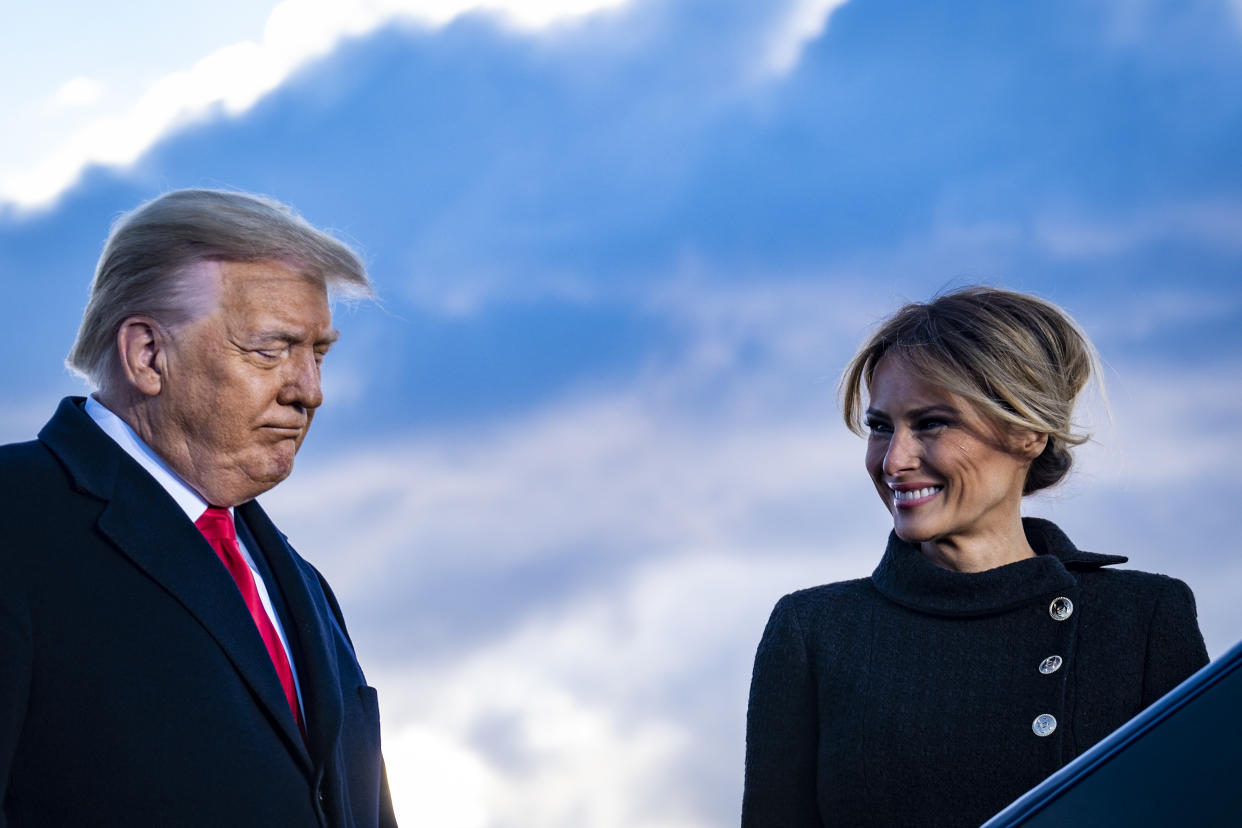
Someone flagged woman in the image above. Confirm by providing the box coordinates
[741,287,1208,828]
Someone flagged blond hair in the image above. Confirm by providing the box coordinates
[840,286,1102,494]
[66,188,372,388]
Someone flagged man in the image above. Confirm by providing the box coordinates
[0,189,398,827]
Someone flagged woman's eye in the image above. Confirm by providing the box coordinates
[865,420,892,435]
[918,419,949,431]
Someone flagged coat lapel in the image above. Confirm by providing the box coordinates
[238,501,345,770]
[39,398,312,768]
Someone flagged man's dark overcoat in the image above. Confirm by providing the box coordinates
[0,397,398,827]
[742,517,1208,828]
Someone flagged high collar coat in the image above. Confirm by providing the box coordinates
[0,398,397,827]
[742,518,1208,828]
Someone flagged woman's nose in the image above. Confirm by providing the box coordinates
[883,428,920,475]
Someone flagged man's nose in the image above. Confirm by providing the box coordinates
[278,349,324,411]
[883,427,920,476]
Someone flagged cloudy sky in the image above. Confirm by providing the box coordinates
[3,0,1241,825]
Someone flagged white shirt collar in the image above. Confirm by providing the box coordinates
[84,398,300,691]
[84,395,215,522]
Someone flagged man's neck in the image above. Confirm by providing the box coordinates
[84,394,211,521]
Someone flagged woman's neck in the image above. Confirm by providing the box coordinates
[919,519,1036,573]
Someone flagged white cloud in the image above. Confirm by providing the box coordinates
[375,552,866,828]
[758,0,851,79]
[0,391,83,446]
[1034,199,1242,258]
[1066,360,1242,487]
[1074,288,1242,344]
[269,281,908,583]
[2,0,631,212]
[47,76,105,111]
[269,387,870,598]
[271,278,1242,602]
[383,724,492,828]
[350,348,1242,824]
[260,280,1241,825]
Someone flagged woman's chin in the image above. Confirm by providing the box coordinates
[892,520,936,544]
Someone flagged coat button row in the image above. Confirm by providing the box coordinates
[1032,714,1057,737]
[1033,600,1071,738]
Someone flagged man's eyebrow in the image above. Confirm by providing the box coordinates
[250,329,340,346]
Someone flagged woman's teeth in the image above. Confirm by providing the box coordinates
[892,486,942,503]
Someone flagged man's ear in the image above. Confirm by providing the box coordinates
[115,317,167,397]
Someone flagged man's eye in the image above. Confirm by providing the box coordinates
[255,349,284,361]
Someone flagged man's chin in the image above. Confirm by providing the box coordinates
[219,460,296,505]
[258,459,296,489]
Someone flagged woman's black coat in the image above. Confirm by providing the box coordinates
[741,518,1208,827]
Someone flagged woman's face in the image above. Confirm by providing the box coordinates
[863,356,1045,547]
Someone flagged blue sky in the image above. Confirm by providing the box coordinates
[4,1,1242,825]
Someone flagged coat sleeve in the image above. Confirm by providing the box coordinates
[312,568,400,827]
[0,567,32,826]
[1140,576,1210,707]
[741,595,821,828]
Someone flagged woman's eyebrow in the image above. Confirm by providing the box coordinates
[908,404,959,418]
[865,403,959,420]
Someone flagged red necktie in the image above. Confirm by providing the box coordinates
[196,506,304,735]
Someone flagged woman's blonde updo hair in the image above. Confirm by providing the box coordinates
[840,286,1102,495]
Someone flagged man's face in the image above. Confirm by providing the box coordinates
[147,259,336,507]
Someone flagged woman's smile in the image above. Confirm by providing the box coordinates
[890,484,943,507]
[864,356,1044,570]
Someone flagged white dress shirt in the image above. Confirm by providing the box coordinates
[85,396,303,703]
